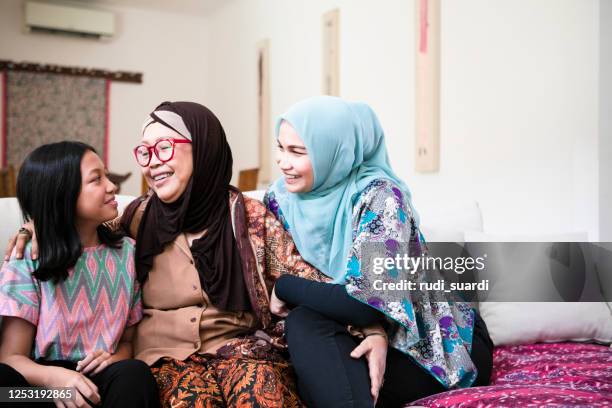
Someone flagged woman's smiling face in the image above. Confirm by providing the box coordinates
[275,121,314,193]
[140,122,193,203]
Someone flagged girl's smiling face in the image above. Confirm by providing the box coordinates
[75,150,118,226]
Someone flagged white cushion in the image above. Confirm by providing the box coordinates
[418,200,483,242]
[242,194,483,244]
[465,230,589,243]
[480,302,612,346]
[116,195,136,214]
[243,190,265,202]
[0,198,25,252]
[242,193,484,243]
[465,230,612,346]
[419,226,466,243]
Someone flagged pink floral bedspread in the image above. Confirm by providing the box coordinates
[409,343,612,407]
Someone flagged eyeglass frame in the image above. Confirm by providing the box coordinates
[133,138,192,167]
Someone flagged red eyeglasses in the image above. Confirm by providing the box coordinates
[133,138,191,167]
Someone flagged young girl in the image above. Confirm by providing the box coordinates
[0,142,159,408]
[266,96,494,407]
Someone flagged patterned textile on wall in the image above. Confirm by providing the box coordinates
[2,71,108,168]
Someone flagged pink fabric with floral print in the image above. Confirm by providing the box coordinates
[409,343,612,407]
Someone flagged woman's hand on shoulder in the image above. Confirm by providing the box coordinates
[4,221,37,261]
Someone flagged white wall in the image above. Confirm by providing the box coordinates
[0,0,602,239]
[0,0,210,196]
[206,0,601,239]
[601,0,612,241]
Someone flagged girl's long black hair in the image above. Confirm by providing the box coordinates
[16,141,124,283]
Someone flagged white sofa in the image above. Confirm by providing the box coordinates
[1,193,609,405]
[0,195,138,247]
[0,194,485,247]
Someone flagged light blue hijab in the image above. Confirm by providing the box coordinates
[269,96,419,282]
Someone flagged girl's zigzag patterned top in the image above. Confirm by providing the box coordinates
[0,237,142,362]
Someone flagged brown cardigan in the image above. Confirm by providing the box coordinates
[114,191,328,365]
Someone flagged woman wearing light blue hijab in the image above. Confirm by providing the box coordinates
[265,96,494,407]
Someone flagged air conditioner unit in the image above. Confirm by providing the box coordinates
[24,1,115,39]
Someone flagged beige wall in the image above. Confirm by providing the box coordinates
[0,0,602,239]
[205,0,600,239]
[0,0,210,196]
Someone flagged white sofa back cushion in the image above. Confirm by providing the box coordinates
[0,198,24,253]
[0,195,137,249]
[242,190,265,202]
[243,191,483,243]
[418,200,483,243]
[1,192,482,256]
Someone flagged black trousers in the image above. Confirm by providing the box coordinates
[276,275,494,408]
[0,360,159,408]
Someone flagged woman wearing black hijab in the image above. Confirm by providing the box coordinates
[112,101,329,407]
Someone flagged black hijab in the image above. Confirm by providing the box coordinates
[135,101,251,312]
